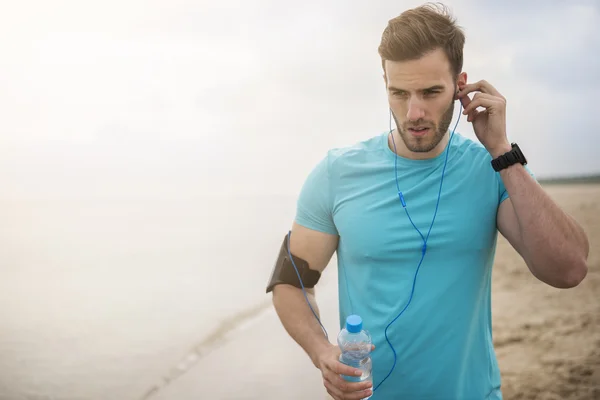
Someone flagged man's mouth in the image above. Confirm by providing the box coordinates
[408,127,430,137]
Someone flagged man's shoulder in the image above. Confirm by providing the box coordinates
[304,132,385,183]
[451,132,489,155]
[325,131,387,165]
[450,133,494,164]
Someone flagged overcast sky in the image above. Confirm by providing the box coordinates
[1,0,599,200]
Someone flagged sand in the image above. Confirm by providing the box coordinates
[491,184,600,400]
[144,183,600,400]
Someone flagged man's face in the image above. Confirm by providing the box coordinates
[384,48,466,155]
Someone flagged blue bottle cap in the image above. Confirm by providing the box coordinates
[346,314,362,333]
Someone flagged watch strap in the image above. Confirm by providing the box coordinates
[491,143,527,172]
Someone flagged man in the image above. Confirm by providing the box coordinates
[266,3,589,399]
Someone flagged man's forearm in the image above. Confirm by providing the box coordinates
[499,163,589,287]
[272,285,332,367]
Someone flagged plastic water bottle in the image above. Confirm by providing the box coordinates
[337,314,372,397]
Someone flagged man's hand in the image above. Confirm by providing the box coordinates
[317,343,374,400]
[457,79,512,158]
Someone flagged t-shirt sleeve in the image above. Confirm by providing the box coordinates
[498,164,536,204]
[294,154,339,235]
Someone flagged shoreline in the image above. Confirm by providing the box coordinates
[139,299,274,399]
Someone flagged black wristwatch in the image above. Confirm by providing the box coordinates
[491,143,527,172]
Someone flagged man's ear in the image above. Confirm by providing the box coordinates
[455,72,467,100]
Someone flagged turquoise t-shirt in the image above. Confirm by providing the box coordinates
[295,131,533,399]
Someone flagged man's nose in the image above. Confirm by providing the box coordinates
[406,99,426,121]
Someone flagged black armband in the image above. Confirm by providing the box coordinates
[265,233,321,293]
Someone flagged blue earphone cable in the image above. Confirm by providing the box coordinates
[286,101,463,396]
[286,231,329,341]
[374,103,462,392]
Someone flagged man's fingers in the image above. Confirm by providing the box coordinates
[330,360,362,377]
[459,92,478,122]
[323,375,373,400]
[326,368,372,392]
[457,79,502,98]
[323,362,373,394]
[466,109,479,123]
[462,93,501,116]
[457,82,483,97]
[323,379,343,400]
[459,90,472,110]
[319,347,374,399]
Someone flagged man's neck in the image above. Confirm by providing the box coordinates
[389,129,450,160]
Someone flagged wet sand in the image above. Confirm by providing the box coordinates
[145,184,600,399]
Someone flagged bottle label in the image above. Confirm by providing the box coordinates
[341,373,363,382]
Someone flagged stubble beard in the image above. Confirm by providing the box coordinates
[393,99,455,153]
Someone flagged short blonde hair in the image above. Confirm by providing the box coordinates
[378,2,465,78]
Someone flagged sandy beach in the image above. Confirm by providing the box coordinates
[491,184,600,400]
[143,183,600,400]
